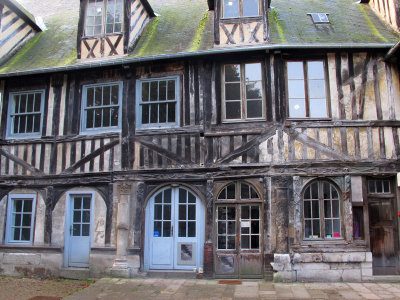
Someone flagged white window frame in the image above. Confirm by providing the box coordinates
[85,0,124,37]
[80,82,122,135]
[6,90,45,140]
[136,76,181,130]
[222,62,266,122]
[222,0,261,18]
[286,60,330,119]
[5,194,37,245]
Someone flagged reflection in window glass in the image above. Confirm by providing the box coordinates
[86,0,123,36]
[223,0,259,18]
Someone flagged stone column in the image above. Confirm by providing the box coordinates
[111,182,131,277]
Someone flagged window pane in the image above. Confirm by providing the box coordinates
[383,180,390,193]
[251,206,259,219]
[154,221,161,235]
[142,105,149,124]
[288,80,305,98]
[225,83,241,100]
[308,61,325,79]
[188,221,196,237]
[111,85,119,104]
[20,95,27,112]
[218,206,226,220]
[225,64,240,82]
[247,100,262,118]
[164,204,171,220]
[26,115,33,133]
[167,80,175,100]
[223,0,239,18]
[226,101,241,119]
[19,116,26,133]
[287,62,304,79]
[164,189,171,203]
[159,103,167,123]
[251,235,259,249]
[103,86,111,105]
[312,220,320,237]
[21,228,30,240]
[218,221,226,234]
[309,98,327,118]
[13,116,20,134]
[241,184,249,199]
[94,109,102,127]
[227,221,235,234]
[179,204,186,220]
[325,220,332,237]
[163,221,171,237]
[73,210,81,222]
[227,184,236,199]
[27,94,34,112]
[312,200,319,218]
[227,236,235,249]
[82,224,90,236]
[241,206,249,219]
[179,188,187,203]
[159,81,167,100]
[103,108,111,127]
[324,200,331,218]
[188,205,196,220]
[167,103,175,122]
[14,214,21,226]
[333,219,340,237]
[74,198,81,209]
[304,220,311,238]
[155,204,162,220]
[83,211,90,223]
[243,0,259,16]
[246,82,262,99]
[73,224,80,236]
[188,192,196,203]
[311,183,319,199]
[86,109,94,128]
[150,104,158,123]
[241,235,249,249]
[142,82,149,102]
[251,220,259,234]
[304,201,311,218]
[289,98,306,118]
[13,228,21,240]
[179,221,186,237]
[332,200,340,218]
[308,79,326,98]
[87,88,94,107]
[34,94,41,111]
[150,82,158,101]
[218,236,226,249]
[33,115,41,132]
[95,87,102,106]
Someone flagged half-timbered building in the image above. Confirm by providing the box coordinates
[0,0,399,281]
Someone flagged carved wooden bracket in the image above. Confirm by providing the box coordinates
[119,182,132,195]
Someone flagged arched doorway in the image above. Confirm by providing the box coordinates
[144,186,205,271]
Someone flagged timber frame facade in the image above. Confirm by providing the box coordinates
[0,0,399,281]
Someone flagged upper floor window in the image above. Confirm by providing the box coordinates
[7,90,44,139]
[303,180,341,240]
[5,194,37,245]
[136,76,180,129]
[80,82,122,134]
[223,0,260,18]
[85,0,123,36]
[368,179,391,194]
[286,60,329,119]
[222,63,265,121]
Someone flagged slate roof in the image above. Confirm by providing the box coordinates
[0,0,398,76]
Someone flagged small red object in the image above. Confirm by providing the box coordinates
[333,233,340,238]
[398,211,400,217]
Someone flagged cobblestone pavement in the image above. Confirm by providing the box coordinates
[64,278,400,300]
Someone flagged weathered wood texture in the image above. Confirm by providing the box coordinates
[128,0,151,49]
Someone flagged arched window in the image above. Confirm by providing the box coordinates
[217,182,260,201]
[303,180,341,240]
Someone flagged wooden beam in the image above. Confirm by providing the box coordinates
[61,139,120,174]
[0,147,43,175]
[216,126,277,164]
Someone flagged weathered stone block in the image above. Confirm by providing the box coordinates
[272,254,291,271]
[40,253,62,271]
[127,255,140,275]
[292,262,330,271]
[3,253,40,265]
[365,252,372,262]
[342,269,362,281]
[329,262,360,270]
[322,252,365,263]
[89,253,114,278]
[293,253,322,263]
[361,262,373,277]
[273,270,295,282]
[297,269,343,282]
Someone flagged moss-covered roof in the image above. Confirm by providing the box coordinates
[0,0,399,76]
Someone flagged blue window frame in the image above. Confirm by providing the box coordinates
[80,82,122,134]
[6,90,45,139]
[136,76,180,129]
[5,194,37,245]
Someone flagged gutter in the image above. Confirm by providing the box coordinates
[0,42,395,78]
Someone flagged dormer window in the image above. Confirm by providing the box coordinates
[223,0,260,18]
[85,0,123,36]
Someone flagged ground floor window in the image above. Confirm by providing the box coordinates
[5,194,37,245]
[303,180,341,240]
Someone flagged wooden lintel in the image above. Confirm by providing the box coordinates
[61,139,120,174]
[0,147,43,175]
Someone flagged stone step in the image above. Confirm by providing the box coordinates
[146,270,198,279]
[59,268,91,280]
[264,271,273,281]
[371,275,400,282]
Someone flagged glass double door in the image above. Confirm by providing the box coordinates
[215,204,263,278]
[147,187,204,270]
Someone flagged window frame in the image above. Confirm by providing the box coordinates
[5,193,37,245]
[221,62,266,122]
[84,0,124,37]
[302,180,343,241]
[221,0,261,19]
[6,90,45,140]
[80,81,123,135]
[136,76,181,130]
[285,59,331,120]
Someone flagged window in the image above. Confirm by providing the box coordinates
[5,194,37,245]
[85,0,123,36]
[308,13,330,24]
[7,90,44,139]
[136,76,180,129]
[81,82,122,134]
[216,182,261,250]
[222,63,265,121]
[222,0,260,18]
[368,179,391,194]
[303,181,341,239]
[287,60,328,118]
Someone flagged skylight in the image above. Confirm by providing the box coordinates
[308,13,330,24]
